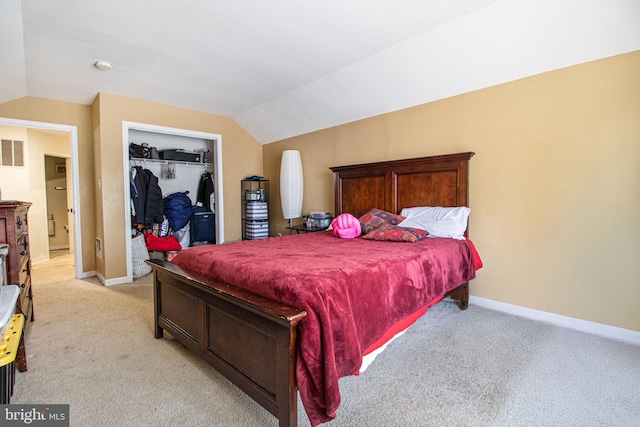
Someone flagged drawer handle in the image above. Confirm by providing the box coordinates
[20,282,25,288]
[20,251,26,256]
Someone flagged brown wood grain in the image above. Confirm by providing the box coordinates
[148,152,474,427]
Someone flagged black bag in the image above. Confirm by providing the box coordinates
[190,206,215,243]
[129,142,150,159]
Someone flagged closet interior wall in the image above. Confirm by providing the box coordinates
[128,129,214,209]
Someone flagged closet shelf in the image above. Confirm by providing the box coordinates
[129,157,211,167]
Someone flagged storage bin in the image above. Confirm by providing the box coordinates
[0,243,8,297]
[246,203,268,220]
[245,233,268,240]
[246,213,268,220]
[245,221,269,239]
[245,202,267,210]
[246,222,268,230]
[0,314,24,404]
[310,211,331,219]
[0,285,19,341]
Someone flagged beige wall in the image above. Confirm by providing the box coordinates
[0,126,30,200]
[0,127,70,260]
[91,93,262,280]
[264,51,640,332]
[0,98,96,273]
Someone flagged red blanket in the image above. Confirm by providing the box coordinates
[172,232,477,426]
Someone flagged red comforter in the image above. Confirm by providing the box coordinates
[172,232,477,426]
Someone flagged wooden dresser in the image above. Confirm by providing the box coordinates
[0,200,33,372]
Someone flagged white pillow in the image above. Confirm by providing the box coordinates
[398,206,470,240]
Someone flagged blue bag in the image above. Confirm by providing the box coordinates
[162,191,193,231]
[191,206,215,243]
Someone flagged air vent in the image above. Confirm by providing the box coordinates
[0,139,24,167]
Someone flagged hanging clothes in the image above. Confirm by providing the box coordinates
[131,166,147,227]
[196,171,215,212]
[141,168,164,228]
[130,166,164,229]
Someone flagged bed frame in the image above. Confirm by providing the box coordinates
[147,151,474,427]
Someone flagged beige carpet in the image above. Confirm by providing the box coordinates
[15,254,282,426]
[11,254,640,427]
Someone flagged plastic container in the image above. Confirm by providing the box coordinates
[0,244,10,301]
[310,211,331,219]
[0,285,19,341]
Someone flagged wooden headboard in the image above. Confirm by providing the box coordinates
[330,152,475,217]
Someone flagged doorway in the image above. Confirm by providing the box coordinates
[44,155,71,257]
[0,117,83,278]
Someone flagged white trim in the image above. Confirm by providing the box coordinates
[96,271,130,287]
[121,121,224,282]
[76,270,96,280]
[0,117,83,279]
[470,296,640,347]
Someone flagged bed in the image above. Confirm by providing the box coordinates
[146,151,477,427]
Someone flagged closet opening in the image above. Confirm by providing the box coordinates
[122,122,224,282]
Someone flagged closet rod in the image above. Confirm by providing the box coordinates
[130,157,211,167]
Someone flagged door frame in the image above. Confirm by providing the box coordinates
[0,117,83,278]
[122,121,224,282]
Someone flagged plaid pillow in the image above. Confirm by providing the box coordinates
[362,225,428,243]
[358,209,405,234]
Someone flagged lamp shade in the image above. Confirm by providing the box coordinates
[280,150,303,220]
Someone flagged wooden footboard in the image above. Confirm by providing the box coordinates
[147,259,307,427]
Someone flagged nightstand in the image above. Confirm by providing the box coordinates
[287,224,331,234]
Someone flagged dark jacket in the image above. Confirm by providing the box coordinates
[131,167,147,227]
[196,171,215,211]
[141,169,164,228]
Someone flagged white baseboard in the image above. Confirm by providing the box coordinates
[96,272,130,286]
[76,270,96,279]
[469,296,640,347]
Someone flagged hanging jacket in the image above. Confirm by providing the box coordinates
[131,167,147,227]
[196,171,215,211]
[141,168,164,228]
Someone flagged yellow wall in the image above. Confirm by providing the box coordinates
[0,97,96,273]
[91,93,263,279]
[264,51,640,332]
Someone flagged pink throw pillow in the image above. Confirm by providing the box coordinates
[331,213,361,239]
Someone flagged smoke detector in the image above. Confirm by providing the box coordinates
[94,61,112,71]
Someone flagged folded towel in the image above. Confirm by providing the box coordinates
[331,213,361,239]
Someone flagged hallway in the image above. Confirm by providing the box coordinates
[32,249,75,283]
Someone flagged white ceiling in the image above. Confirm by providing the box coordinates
[1,0,638,144]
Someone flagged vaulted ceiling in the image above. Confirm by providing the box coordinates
[1,0,638,144]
